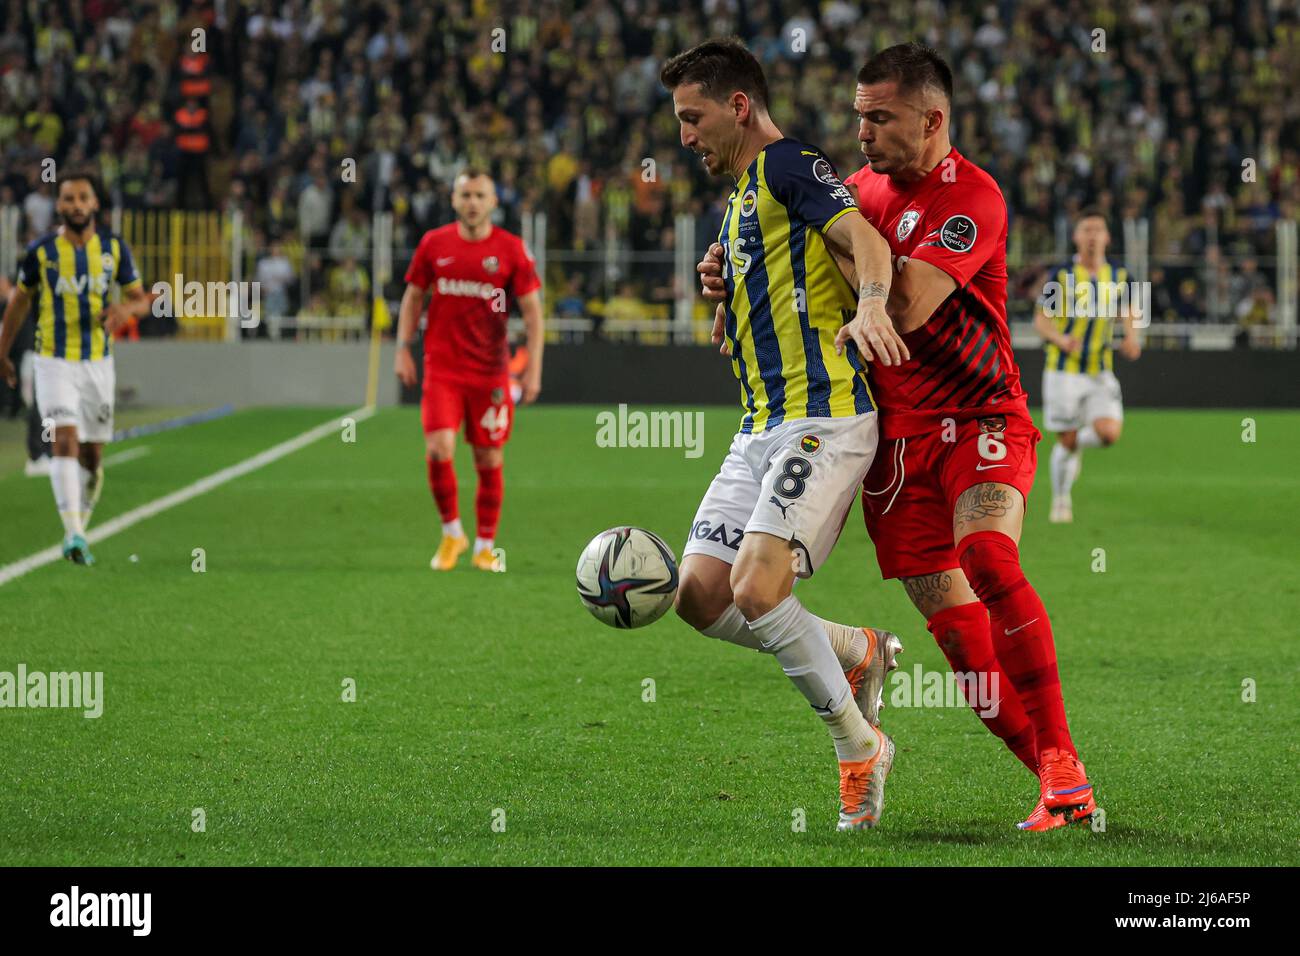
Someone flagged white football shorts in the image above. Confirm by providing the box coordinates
[34,354,116,444]
[1042,369,1123,433]
[683,412,878,578]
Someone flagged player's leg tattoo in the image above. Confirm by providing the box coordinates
[953,482,1021,540]
[902,571,956,618]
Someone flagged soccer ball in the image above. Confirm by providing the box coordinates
[576,527,679,629]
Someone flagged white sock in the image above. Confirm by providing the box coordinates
[474,536,493,554]
[79,465,98,528]
[1050,441,1079,499]
[49,457,84,537]
[823,696,881,763]
[747,595,879,762]
[442,519,464,539]
[701,603,765,650]
[1076,425,1103,449]
[701,604,866,667]
[1066,448,1083,488]
[812,615,868,670]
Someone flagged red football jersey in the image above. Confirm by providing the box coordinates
[405,223,541,384]
[845,147,1028,439]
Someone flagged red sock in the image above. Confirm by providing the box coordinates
[475,464,503,540]
[426,457,458,524]
[927,602,1038,774]
[958,530,1075,759]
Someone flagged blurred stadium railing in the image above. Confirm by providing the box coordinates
[2,207,1294,350]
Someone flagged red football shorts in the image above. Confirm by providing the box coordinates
[421,374,514,447]
[862,411,1040,579]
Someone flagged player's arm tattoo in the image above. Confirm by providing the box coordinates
[860,281,887,299]
[903,572,952,616]
[953,483,1015,533]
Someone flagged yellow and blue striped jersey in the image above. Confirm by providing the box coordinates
[16,228,141,361]
[718,138,873,433]
[1042,259,1129,375]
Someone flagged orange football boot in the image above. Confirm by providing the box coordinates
[1038,747,1096,823]
[471,548,501,571]
[1017,797,1069,831]
[431,535,469,571]
[837,726,895,831]
[843,627,904,727]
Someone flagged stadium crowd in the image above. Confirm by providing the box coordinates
[0,0,1297,333]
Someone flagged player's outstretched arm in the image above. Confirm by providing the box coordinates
[826,212,908,366]
[394,282,427,386]
[0,285,32,386]
[518,289,544,403]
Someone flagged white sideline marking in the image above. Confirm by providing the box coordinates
[102,446,152,468]
[0,406,374,587]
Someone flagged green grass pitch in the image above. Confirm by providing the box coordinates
[0,405,1297,866]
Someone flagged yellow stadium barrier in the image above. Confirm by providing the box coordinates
[120,209,231,340]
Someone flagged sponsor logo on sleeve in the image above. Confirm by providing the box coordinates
[939,215,977,252]
[812,158,840,185]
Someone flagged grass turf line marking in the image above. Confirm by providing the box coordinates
[0,406,373,588]
[101,446,152,468]
[111,404,236,442]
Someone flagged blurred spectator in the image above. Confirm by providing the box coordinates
[554,275,588,320]
[326,255,370,319]
[604,282,644,325]
[22,178,54,235]
[256,238,296,335]
[1229,257,1268,305]
[0,0,1295,331]
[328,202,370,263]
[297,167,334,245]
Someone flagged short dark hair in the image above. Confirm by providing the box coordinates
[660,37,769,110]
[57,167,102,202]
[1076,206,1108,226]
[857,42,953,102]
[457,167,492,182]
